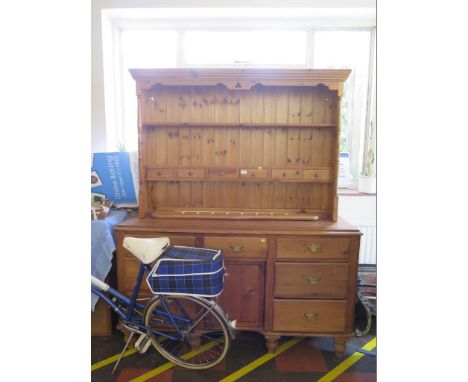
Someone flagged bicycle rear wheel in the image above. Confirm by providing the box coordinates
[143,295,231,369]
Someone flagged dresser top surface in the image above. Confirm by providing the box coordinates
[116,217,361,236]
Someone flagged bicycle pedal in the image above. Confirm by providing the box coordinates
[135,334,151,354]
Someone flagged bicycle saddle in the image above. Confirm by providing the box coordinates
[123,236,170,264]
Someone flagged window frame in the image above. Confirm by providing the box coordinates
[102,10,376,187]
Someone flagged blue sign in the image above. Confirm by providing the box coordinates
[91,152,138,208]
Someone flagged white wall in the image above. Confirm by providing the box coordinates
[91,0,376,152]
[339,194,376,225]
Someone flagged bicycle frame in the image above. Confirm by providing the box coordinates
[92,262,192,340]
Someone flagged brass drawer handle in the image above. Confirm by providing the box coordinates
[305,243,323,254]
[307,275,321,284]
[304,312,318,320]
[229,244,245,253]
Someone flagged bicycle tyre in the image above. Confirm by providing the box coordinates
[143,295,231,369]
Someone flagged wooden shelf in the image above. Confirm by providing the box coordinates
[143,122,336,128]
[151,208,321,221]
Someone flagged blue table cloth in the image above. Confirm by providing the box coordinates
[91,209,128,311]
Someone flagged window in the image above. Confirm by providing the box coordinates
[104,17,375,185]
[120,30,178,152]
[314,31,374,179]
[184,31,307,66]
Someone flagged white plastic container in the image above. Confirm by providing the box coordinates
[358,176,376,194]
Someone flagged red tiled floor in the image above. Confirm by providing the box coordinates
[275,338,328,373]
[334,372,377,382]
[174,354,227,372]
[116,368,174,382]
[236,331,263,341]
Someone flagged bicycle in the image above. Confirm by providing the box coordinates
[91,236,236,373]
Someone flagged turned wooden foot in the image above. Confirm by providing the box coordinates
[333,337,348,357]
[265,335,280,353]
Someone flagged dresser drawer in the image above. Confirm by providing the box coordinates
[239,168,268,180]
[204,236,268,259]
[122,234,196,259]
[274,263,349,298]
[273,300,347,333]
[207,168,238,180]
[276,237,350,260]
[303,169,332,182]
[271,169,302,180]
[177,168,205,178]
[146,168,176,179]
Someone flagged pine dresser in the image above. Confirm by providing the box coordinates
[115,69,361,355]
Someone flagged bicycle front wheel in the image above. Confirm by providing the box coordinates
[143,295,231,369]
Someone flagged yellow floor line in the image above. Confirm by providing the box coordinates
[91,347,138,372]
[91,336,166,372]
[316,337,377,382]
[129,341,219,382]
[220,337,303,382]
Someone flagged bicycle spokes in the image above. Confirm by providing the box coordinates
[144,295,230,369]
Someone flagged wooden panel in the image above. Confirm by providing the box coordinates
[204,236,268,259]
[202,86,216,123]
[178,182,191,207]
[167,181,180,207]
[251,86,264,166]
[165,87,180,123]
[239,127,252,167]
[166,128,179,166]
[178,86,191,122]
[276,237,350,260]
[274,263,349,298]
[154,128,168,166]
[226,127,240,166]
[214,127,228,166]
[251,126,264,167]
[273,299,347,332]
[91,298,111,336]
[190,127,203,166]
[190,87,204,122]
[287,88,301,168]
[203,126,216,166]
[145,86,166,124]
[299,128,313,167]
[217,262,264,328]
[191,181,203,207]
[178,127,191,167]
[262,127,275,167]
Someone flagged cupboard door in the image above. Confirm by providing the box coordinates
[217,262,265,328]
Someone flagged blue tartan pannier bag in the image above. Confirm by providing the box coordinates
[146,246,224,297]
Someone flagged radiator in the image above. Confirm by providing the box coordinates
[353,223,376,265]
